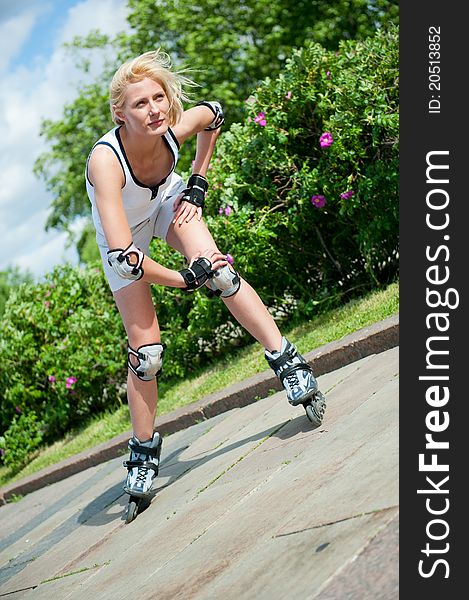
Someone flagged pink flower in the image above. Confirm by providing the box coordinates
[218,207,224,214]
[66,376,77,389]
[285,91,292,100]
[326,71,331,78]
[224,206,232,216]
[44,301,50,309]
[254,112,267,126]
[226,254,234,265]
[48,375,56,383]
[319,132,333,148]
[340,190,354,200]
[311,195,327,208]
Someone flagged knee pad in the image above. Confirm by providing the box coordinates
[128,343,164,381]
[206,264,240,298]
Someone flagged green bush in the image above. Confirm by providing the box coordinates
[0,411,44,471]
[204,26,399,308]
[0,267,33,317]
[0,263,126,451]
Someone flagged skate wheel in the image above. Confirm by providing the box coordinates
[126,499,139,523]
[305,391,326,426]
[305,404,321,426]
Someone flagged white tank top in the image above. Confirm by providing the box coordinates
[85,126,182,238]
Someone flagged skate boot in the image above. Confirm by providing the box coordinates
[265,337,326,426]
[123,431,162,522]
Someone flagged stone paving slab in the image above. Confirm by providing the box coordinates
[0,346,398,599]
[318,512,399,600]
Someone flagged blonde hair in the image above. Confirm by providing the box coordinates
[109,49,198,126]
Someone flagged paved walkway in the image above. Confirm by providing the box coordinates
[0,338,399,599]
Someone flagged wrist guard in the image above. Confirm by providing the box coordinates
[107,242,144,281]
[196,100,225,130]
[181,174,208,209]
[179,257,213,292]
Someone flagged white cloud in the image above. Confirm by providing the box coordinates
[0,8,39,72]
[0,0,130,279]
[60,0,129,42]
[15,230,77,275]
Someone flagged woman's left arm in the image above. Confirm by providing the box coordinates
[172,104,224,225]
[192,127,221,175]
[172,102,224,145]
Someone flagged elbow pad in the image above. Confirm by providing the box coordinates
[107,242,145,281]
[196,100,225,130]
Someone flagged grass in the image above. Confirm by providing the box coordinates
[0,281,398,489]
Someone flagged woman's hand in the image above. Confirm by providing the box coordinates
[172,193,202,226]
[188,249,228,272]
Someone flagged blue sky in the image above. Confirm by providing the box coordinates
[0,0,130,278]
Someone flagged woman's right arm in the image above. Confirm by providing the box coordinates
[88,146,226,289]
[88,146,185,287]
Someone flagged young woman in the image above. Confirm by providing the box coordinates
[85,50,325,508]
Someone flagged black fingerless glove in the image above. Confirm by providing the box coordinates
[181,174,208,209]
[179,257,213,292]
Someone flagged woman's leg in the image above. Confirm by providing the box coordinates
[113,279,161,441]
[166,219,283,352]
[166,216,325,424]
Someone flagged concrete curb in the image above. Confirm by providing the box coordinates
[0,314,398,503]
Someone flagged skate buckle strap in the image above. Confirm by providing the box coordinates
[123,460,159,474]
[277,363,314,385]
[129,444,161,458]
[128,437,162,458]
[268,342,302,372]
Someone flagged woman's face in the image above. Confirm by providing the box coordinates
[116,77,171,136]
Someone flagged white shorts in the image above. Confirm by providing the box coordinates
[96,182,185,292]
